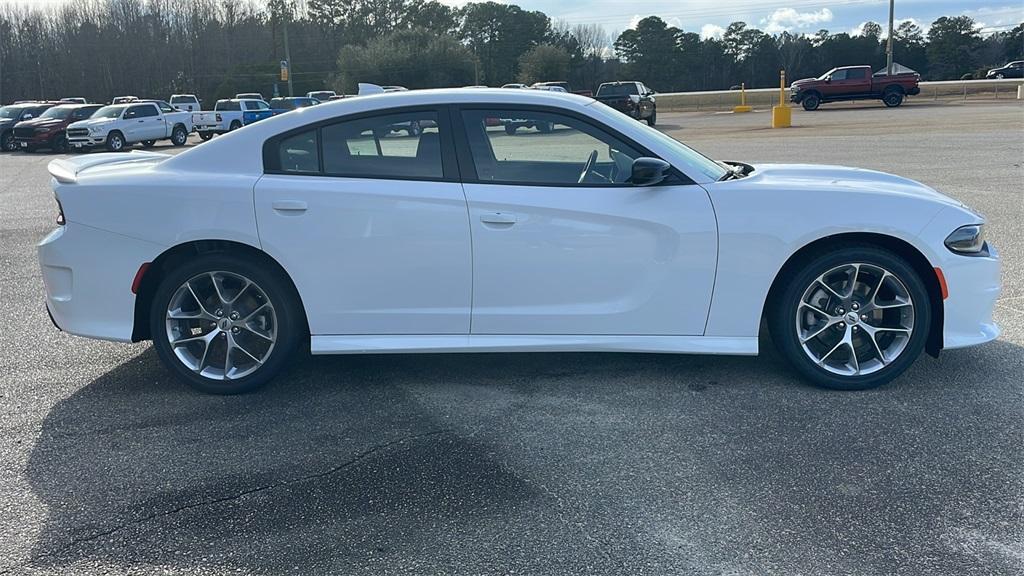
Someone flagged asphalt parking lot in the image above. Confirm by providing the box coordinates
[1,101,1022,575]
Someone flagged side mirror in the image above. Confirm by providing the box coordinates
[630,157,671,186]
[825,76,832,83]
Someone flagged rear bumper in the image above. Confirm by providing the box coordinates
[38,223,164,342]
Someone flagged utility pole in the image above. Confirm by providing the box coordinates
[886,0,895,75]
[283,20,294,97]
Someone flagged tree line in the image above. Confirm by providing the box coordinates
[0,0,1020,105]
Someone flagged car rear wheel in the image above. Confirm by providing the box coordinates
[995,73,1004,79]
[646,107,657,126]
[106,132,126,152]
[769,246,931,390]
[229,120,242,131]
[801,93,821,111]
[883,90,904,107]
[171,125,188,146]
[198,131,214,141]
[150,254,302,394]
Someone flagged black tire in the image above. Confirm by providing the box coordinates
[51,133,68,153]
[149,253,303,394]
[646,107,657,126]
[504,124,516,135]
[229,120,242,131]
[801,93,821,111]
[142,140,156,148]
[105,131,126,152]
[198,131,214,141]
[768,245,931,391]
[995,73,1004,80]
[882,90,904,108]
[171,125,188,146]
[23,145,36,153]
[0,131,14,152]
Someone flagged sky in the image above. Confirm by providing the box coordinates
[438,0,1023,37]
[7,0,1023,38]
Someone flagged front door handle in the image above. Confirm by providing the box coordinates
[272,200,308,212]
[480,212,517,225]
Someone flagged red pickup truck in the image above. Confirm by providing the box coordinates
[790,65,920,111]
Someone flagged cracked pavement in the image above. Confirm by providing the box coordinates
[1,102,1022,575]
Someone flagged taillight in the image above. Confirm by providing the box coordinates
[56,198,65,225]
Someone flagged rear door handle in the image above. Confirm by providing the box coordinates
[480,212,517,225]
[272,200,307,212]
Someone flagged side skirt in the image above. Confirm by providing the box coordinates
[310,334,759,356]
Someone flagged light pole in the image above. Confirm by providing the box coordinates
[886,0,895,75]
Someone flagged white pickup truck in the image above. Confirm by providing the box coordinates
[66,100,192,152]
[192,98,275,140]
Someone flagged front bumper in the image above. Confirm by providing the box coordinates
[67,135,107,148]
[940,243,1001,349]
[38,223,164,342]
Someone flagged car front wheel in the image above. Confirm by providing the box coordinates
[769,246,931,390]
[106,132,126,152]
[801,93,821,111]
[0,131,15,151]
[150,254,303,394]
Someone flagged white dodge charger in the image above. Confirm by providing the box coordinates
[38,89,1000,393]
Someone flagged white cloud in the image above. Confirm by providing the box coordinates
[627,13,682,30]
[761,7,833,34]
[700,23,726,39]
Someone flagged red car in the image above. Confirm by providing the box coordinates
[13,103,102,152]
[790,65,921,111]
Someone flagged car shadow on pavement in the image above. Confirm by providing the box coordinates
[18,339,1024,574]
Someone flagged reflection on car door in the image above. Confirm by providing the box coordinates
[254,108,473,335]
[456,107,718,336]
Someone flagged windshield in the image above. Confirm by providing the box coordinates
[592,101,726,181]
[216,100,241,111]
[40,106,74,120]
[170,96,195,104]
[598,84,639,97]
[92,105,126,119]
[0,106,25,119]
[817,68,837,80]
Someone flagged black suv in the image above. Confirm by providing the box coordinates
[1,102,56,151]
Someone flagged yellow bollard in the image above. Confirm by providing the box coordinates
[772,70,792,128]
[733,82,753,113]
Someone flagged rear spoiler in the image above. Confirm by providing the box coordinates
[48,151,170,184]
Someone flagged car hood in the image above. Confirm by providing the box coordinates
[68,117,117,130]
[745,163,963,208]
[0,117,17,128]
[791,77,818,85]
[16,117,65,129]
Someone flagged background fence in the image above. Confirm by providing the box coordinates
[655,79,1024,112]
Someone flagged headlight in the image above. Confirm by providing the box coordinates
[945,224,986,254]
[89,126,101,134]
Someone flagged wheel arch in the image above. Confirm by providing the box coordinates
[131,239,310,342]
[761,232,944,357]
[882,84,905,94]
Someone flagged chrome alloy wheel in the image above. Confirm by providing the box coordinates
[165,271,277,380]
[795,263,915,377]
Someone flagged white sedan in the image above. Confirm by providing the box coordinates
[38,89,1000,394]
